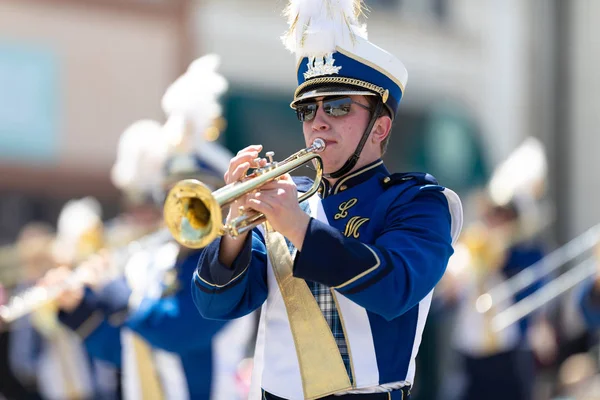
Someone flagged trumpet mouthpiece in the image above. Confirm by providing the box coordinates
[312,138,326,152]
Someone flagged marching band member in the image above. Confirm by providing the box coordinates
[450,198,547,400]
[443,137,553,400]
[192,1,463,399]
[10,200,118,400]
[49,54,254,400]
[6,222,55,399]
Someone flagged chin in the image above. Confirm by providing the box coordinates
[322,162,343,175]
[318,150,347,172]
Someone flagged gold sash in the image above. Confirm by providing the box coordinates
[51,327,84,400]
[265,225,352,399]
[131,334,165,400]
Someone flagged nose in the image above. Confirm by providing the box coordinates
[311,105,330,132]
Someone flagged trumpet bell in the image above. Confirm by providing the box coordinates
[163,179,223,249]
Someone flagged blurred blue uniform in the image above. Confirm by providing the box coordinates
[58,244,246,399]
[193,167,462,399]
[9,282,118,400]
[503,244,546,334]
[452,241,546,400]
[578,278,600,329]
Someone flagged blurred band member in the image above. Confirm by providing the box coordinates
[51,54,255,400]
[10,201,119,400]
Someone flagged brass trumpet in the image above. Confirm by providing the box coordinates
[164,138,326,249]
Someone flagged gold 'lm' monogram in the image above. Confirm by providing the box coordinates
[334,198,358,220]
[344,216,370,238]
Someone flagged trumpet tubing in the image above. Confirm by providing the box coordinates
[0,275,81,324]
[477,223,600,314]
[473,223,600,332]
[491,256,597,332]
[164,139,326,249]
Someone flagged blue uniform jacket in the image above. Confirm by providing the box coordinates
[59,250,227,399]
[192,160,462,390]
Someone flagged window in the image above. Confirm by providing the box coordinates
[389,102,488,194]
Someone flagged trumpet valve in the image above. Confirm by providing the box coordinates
[266,151,275,165]
[223,221,241,238]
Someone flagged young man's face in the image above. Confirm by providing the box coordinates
[300,95,384,175]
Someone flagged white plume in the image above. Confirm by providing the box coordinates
[111,119,169,196]
[56,197,102,244]
[161,54,228,141]
[487,137,548,207]
[282,0,368,57]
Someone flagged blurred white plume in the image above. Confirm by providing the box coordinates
[161,53,228,146]
[56,197,102,245]
[161,53,232,178]
[487,137,548,207]
[111,119,169,197]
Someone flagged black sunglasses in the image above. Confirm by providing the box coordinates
[295,96,372,122]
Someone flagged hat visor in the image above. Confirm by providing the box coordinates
[290,86,377,109]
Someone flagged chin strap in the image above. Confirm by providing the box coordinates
[326,100,384,179]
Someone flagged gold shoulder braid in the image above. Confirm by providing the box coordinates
[265,224,352,399]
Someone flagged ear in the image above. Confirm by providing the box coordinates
[370,115,392,146]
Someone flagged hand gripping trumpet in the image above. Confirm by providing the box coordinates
[163,138,326,249]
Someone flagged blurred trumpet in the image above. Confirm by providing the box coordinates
[0,228,172,324]
[163,138,325,249]
[477,224,600,332]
